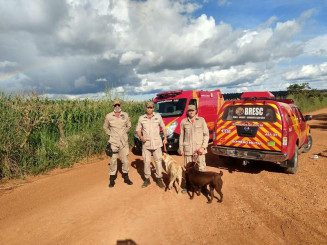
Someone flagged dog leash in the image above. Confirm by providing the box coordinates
[163,142,167,153]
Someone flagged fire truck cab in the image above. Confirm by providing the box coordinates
[134,89,224,152]
[211,91,313,174]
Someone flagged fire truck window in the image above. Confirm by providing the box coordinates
[222,105,277,122]
[155,98,187,118]
[283,109,290,124]
[297,108,305,121]
[291,107,300,121]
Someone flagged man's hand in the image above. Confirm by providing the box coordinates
[180,150,184,156]
[141,136,147,143]
[163,137,167,145]
[197,147,205,155]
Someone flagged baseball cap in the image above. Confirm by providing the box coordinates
[146,101,154,108]
[112,99,120,106]
[187,105,196,111]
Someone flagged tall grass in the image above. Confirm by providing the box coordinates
[0,92,146,179]
[287,92,327,113]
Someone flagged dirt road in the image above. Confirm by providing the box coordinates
[1,108,327,245]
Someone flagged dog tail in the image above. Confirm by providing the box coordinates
[219,171,223,176]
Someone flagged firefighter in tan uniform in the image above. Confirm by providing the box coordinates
[136,101,167,188]
[179,104,209,193]
[103,100,133,188]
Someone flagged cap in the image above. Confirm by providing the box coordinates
[187,105,196,111]
[113,99,120,106]
[146,101,154,108]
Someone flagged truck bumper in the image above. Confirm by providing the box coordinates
[211,145,288,162]
[134,133,180,152]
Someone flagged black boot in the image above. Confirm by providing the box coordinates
[156,178,165,189]
[108,175,115,188]
[122,173,133,185]
[142,178,151,188]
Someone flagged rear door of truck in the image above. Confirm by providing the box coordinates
[216,101,283,151]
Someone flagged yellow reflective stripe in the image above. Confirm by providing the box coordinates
[255,132,271,150]
[260,127,281,143]
[263,122,282,130]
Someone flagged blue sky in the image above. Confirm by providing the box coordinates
[0,0,326,100]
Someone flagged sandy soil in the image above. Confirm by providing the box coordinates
[1,108,327,245]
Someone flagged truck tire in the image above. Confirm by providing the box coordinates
[285,145,298,174]
[302,134,312,153]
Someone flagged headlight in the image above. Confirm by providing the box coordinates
[166,121,178,138]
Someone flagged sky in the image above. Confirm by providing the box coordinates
[0,0,326,101]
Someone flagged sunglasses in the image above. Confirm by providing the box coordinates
[113,104,120,107]
[146,107,153,109]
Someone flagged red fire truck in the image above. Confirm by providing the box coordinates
[134,90,224,152]
[211,91,313,174]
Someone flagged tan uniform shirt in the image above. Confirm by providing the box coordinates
[136,113,165,150]
[179,116,209,155]
[103,111,131,148]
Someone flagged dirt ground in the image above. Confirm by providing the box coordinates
[1,108,327,245]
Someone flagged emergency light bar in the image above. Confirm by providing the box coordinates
[240,91,294,104]
[156,90,183,98]
[241,91,275,99]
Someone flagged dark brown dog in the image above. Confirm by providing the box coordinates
[185,162,223,203]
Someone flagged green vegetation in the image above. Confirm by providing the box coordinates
[0,92,146,179]
[287,83,327,112]
[1,84,326,179]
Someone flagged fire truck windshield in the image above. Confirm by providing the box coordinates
[154,99,187,118]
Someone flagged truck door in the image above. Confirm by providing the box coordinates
[293,107,306,146]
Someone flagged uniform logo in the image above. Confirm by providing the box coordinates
[121,114,125,120]
[235,107,244,116]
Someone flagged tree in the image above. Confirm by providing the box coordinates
[287,83,311,94]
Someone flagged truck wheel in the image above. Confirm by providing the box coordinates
[285,145,298,174]
[302,134,312,153]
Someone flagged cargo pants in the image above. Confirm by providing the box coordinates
[142,147,163,179]
[184,154,206,172]
[109,144,129,175]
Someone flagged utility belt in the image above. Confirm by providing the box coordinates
[105,136,119,157]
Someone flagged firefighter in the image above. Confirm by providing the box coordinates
[103,99,133,188]
[179,104,209,193]
[136,101,167,188]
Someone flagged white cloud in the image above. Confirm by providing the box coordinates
[283,62,327,81]
[0,0,326,97]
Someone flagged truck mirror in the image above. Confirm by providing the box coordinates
[305,115,312,121]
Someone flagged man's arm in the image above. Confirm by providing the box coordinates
[136,117,146,143]
[103,115,111,136]
[125,113,131,133]
[201,118,209,149]
[179,120,185,155]
[159,115,167,144]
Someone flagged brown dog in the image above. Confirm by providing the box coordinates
[162,153,183,194]
[185,162,223,203]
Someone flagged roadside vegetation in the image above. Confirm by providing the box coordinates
[287,83,327,112]
[0,92,145,179]
[1,84,326,179]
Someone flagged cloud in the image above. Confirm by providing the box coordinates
[0,0,326,97]
[283,62,327,81]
